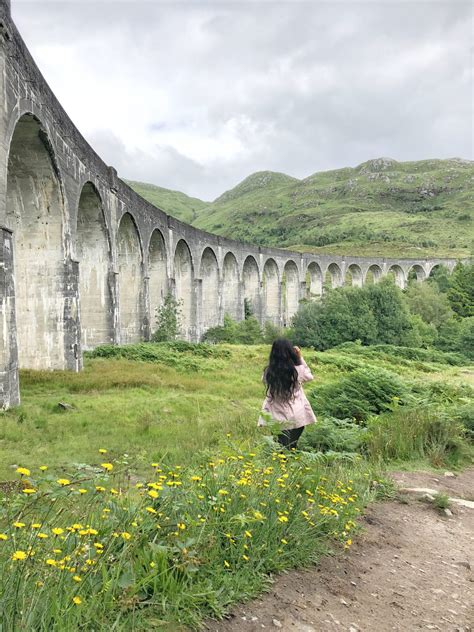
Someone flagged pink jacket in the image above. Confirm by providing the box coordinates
[258,359,317,430]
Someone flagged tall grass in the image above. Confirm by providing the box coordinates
[0,444,377,630]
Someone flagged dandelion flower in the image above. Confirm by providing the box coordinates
[12,550,27,561]
[146,506,157,514]
[120,532,131,541]
[95,486,106,492]
[57,479,70,486]
[148,490,159,499]
[52,528,64,536]
[244,530,252,538]
[39,465,48,471]
[37,533,48,539]
[46,559,57,566]
[13,522,25,529]
[73,575,82,582]
[31,523,42,529]
[16,467,30,477]
[224,560,230,568]
[98,448,107,454]
[177,523,186,531]
[278,516,288,523]
[22,488,36,495]
[0,534,8,541]
[101,463,113,472]
[72,596,82,605]
[242,554,249,561]
[78,489,88,495]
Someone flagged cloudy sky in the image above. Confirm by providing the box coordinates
[12,0,473,200]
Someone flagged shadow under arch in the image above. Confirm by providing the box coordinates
[6,113,68,369]
[174,239,194,339]
[76,181,114,350]
[117,212,144,343]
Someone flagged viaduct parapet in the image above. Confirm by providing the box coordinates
[0,2,459,406]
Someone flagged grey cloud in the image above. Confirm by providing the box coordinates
[12,1,473,199]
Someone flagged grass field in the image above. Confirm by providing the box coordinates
[0,343,472,629]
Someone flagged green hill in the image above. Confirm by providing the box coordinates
[128,158,474,258]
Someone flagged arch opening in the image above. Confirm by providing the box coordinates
[76,183,113,350]
[200,247,219,334]
[365,264,383,285]
[283,260,299,325]
[387,265,406,289]
[263,259,280,325]
[174,240,194,339]
[324,263,343,290]
[408,264,427,284]
[306,262,323,298]
[148,229,168,332]
[6,114,66,369]
[222,252,241,320]
[117,213,144,343]
[242,256,260,319]
[345,264,363,288]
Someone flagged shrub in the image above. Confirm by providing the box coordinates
[310,367,410,422]
[202,315,264,345]
[299,417,365,453]
[152,293,182,342]
[447,263,474,318]
[365,406,468,466]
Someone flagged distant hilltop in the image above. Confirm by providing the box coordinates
[128,157,474,260]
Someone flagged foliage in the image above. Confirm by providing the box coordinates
[435,317,474,359]
[310,367,411,422]
[0,446,373,629]
[432,492,450,511]
[151,293,182,342]
[291,278,413,350]
[447,263,474,318]
[405,281,454,327]
[299,417,365,453]
[202,315,264,344]
[334,341,469,366]
[365,406,468,467]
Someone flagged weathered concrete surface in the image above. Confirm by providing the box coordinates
[0,3,461,406]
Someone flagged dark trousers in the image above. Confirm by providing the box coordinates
[277,426,304,449]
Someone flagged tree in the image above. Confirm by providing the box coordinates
[365,277,413,345]
[405,281,454,328]
[447,263,474,318]
[152,293,182,342]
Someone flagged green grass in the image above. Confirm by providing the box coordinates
[129,158,474,259]
[0,343,471,480]
[0,342,472,629]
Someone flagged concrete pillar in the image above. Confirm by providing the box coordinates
[143,274,151,341]
[0,226,19,407]
[192,277,201,342]
[63,258,81,371]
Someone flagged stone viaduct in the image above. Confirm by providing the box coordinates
[0,1,458,406]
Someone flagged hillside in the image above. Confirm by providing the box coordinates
[128,158,474,258]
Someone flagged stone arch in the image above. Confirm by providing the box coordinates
[117,213,144,343]
[407,264,427,283]
[365,264,383,285]
[6,113,67,369]
[306,262,323,298]
[200,247,220,334]
[387,264,406,289]
[324,263,343,289]
[148,229,168,333]
[345,264,363,287]
[222,252,241,320]
[263,258,280,325]
[283,260,299,325]
[174,239,194,339]
[242,255,260,318]
[76,182,113,350]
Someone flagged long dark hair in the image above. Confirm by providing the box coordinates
[264,338,301,402]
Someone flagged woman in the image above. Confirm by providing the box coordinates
[258,339,316,449]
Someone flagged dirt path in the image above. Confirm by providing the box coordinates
[204,469,474,632]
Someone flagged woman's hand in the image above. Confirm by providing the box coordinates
[294,346,302,358]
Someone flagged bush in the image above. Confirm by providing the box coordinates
[310,367,410,422]
[365,406,468,466]
[152,294,182,342]
[299,417,365,453]
[334,342,469,366]
[202,315,264,344]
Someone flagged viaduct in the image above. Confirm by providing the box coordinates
[0,1,458,407]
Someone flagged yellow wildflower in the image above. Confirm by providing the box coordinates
[16,467,30,477]
[31,523,41,529]
[146,506,157,514]
[57,479,70,486]
[46,558,56,566]
[148,490,159,499]
[37,533,48,539]
[177,523,186,530]
[101,463,113,472]
[98,448,107,454]
[73,575,82,582]
[120,532,131,540]
[22,488,36,495]
[39,465,48,471]
[13,522,25,529]
[278,516,288,523]
[12,550,27,561]
[78,489,88,494]
[95,486,105,492]
[72,596,82,605]
[242,554,249,561]
[0,534,8,541]
[244,530,252,538]
[52,528,64,536]
[224,560,230,568]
